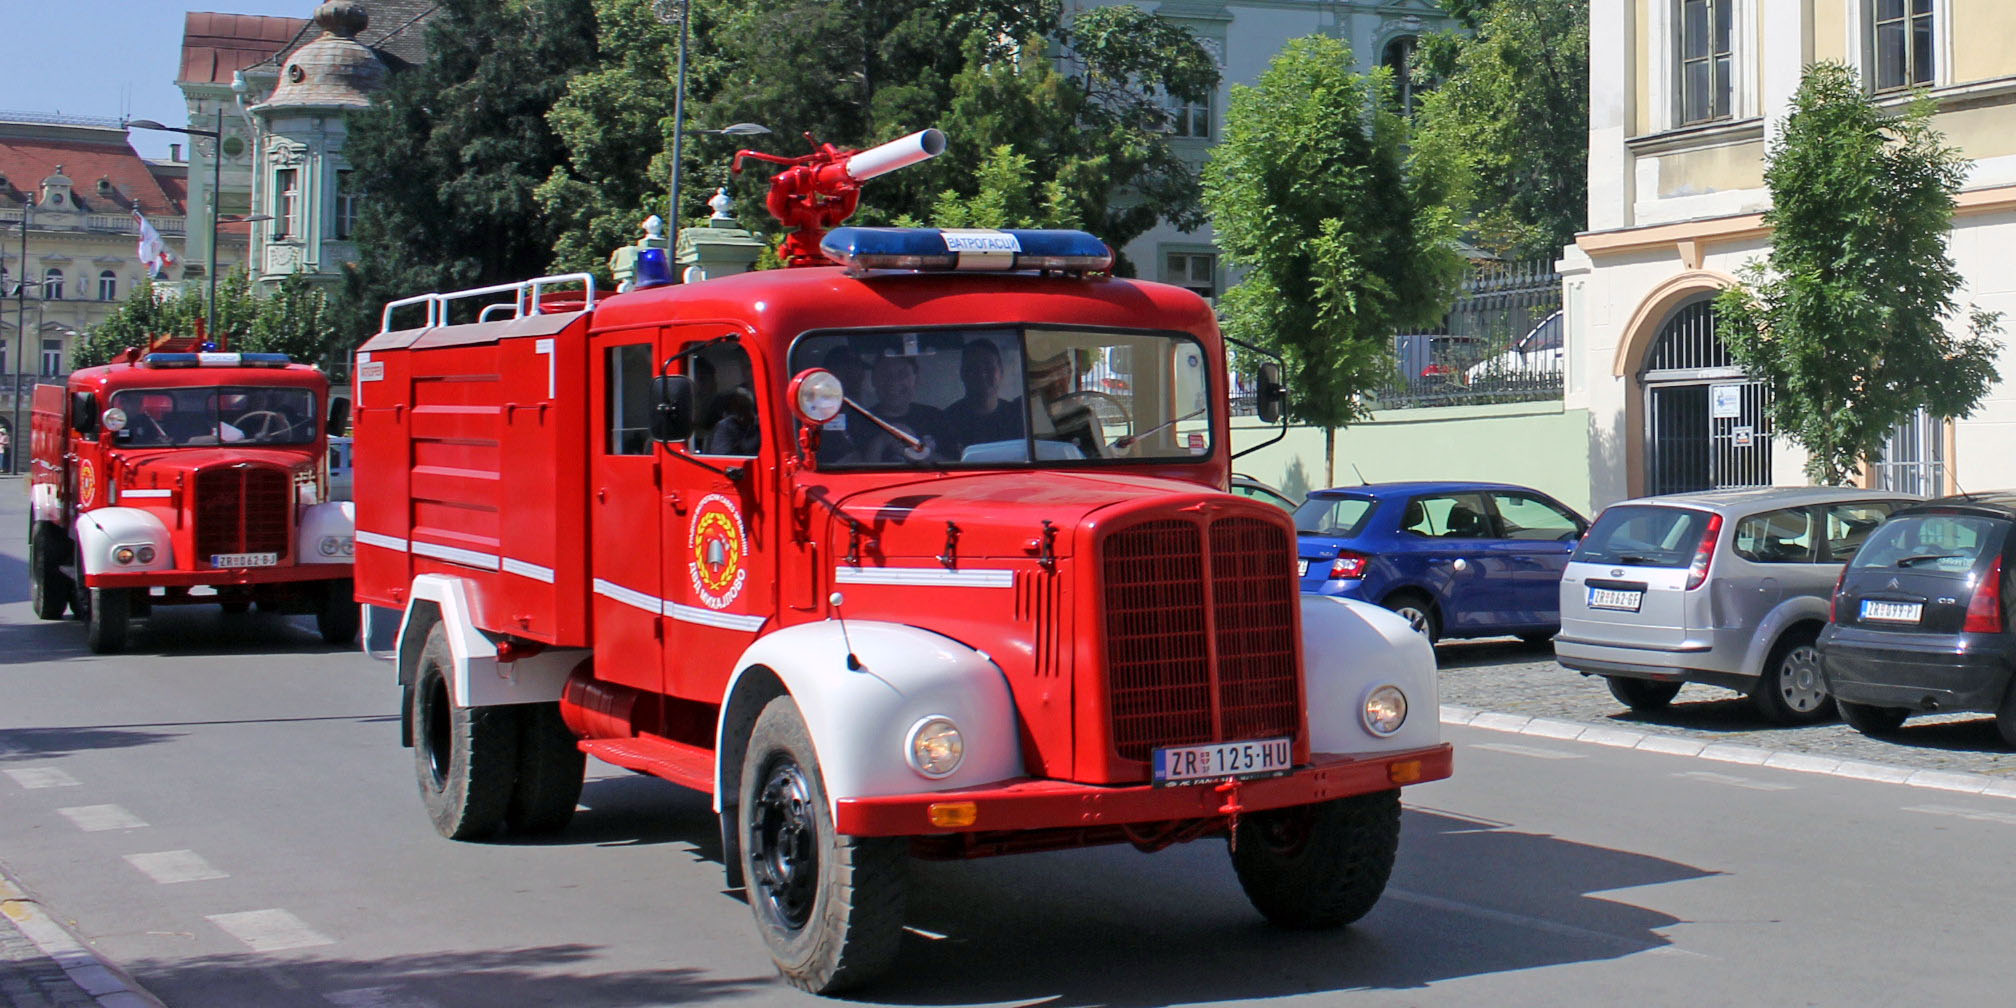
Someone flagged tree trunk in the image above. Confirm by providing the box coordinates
[1325,426,1336,489]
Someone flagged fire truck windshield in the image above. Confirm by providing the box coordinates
[109,386,317,447]
[793,326,1214,468]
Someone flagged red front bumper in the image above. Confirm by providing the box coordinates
[834,743,1452,837]
[84,564,351,589]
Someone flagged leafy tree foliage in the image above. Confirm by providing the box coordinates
[1715,62,2000,486]
[910,145,1078,230]
[1202,34,1468,433]
[1414,0,1587,258]
[75,272,340,370]
[335,0,599,342]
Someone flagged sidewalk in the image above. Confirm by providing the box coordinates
[0,875,163,1008]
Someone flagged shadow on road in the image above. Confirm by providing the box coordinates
[0,606,351,664]
[0,724,183,761]
[508,772,725,859]
[0,548,28,604]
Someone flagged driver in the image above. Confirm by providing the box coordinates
[850,354,942,464]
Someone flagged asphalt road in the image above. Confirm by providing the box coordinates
[6,483,2016,1006]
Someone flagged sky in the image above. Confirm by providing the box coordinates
[1,0,317,161]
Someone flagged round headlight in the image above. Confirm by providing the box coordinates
[905,716,965,778]
[789,368,845,425]
[340,536,354,556]
[1362,685,1408,736]
[113,546,136,564]
[320,536,340,557]
[102,408,129,432]
[136,545,156,564]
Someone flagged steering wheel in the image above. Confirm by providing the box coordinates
[1050,391,1130,454]
[234,410,292,441]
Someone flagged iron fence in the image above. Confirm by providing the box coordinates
[1370,258,1564,409]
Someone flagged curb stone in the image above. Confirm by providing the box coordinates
[0,872,164,1008]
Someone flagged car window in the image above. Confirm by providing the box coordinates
[1732,506,1815,563]
[1402,493,1493,539]
[1820,502,1898,562]
[1574,505,1712,568]
[1851,513,2007,574]
[1294,495,1376,537]
[1234,482,1295,511]
[1489,493,1580,541]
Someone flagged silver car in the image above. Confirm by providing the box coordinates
[1556,487,1917,723]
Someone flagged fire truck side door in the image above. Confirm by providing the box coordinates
[587,335,665,695]
[661,333,774,702]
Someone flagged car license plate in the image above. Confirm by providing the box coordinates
[1297,559,1310,576]
[1588,587,1643,611]
[1861,600,1922,624]
[211,552,278,568]
[1152,737,1293,787]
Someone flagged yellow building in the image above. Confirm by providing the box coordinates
[1565,1,2016,503]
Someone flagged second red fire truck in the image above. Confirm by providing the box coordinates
[350,130,1451,993]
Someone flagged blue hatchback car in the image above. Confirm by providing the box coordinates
[1294,481,1589,643]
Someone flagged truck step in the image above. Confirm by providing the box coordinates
[580,734,714,794]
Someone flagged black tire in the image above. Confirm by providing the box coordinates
[1606,676,1682,711]
[219,599,251,615]
[317,579,359,645]
[1839,699,1909,737]
[1750,628,1834,724]
[30,526,70,621]
[1381,592,1440,644]
[85,588,131,654]
[1517,630,1555,646]
[410,625,519,840]
[1230,790,1402,929]
[1996,685,2016,750]
[739,696,906,994]
[505,702,585,835]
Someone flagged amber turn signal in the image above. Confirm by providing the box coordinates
[1387,760,1423,785]
[926,801,978,828]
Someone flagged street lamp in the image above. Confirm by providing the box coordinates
[125,111,226,341]
[6,196,29,474]
[652,0,693,255]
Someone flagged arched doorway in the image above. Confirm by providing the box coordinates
[1641,299,1773,495]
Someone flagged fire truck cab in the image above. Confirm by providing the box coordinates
[352,131,1451,994]
[27,350,357,653]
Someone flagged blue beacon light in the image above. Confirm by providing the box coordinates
[819,228,1114,274]
[635,247,674,289]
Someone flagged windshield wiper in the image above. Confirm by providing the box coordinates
[1613,554,1659,566]
[1896,553,1963,567]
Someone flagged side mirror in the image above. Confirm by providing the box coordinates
[1256,362,1287,424]
[652,374,694,443]
[327,397,351,436]
[72,392,99,439]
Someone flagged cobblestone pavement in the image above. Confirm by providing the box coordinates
[0,916,97,1008]
[1435,637,2016,779]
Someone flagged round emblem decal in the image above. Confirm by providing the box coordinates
[78,460,97,508]
[689,494,749,610]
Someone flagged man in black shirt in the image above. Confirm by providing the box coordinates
[936,338,1024,460]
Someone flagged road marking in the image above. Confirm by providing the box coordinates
[1904,804,2016,827]
[1673,771,1795,792]
[206,909,335,951]
[1387,888,1710,958]
[57,804,148,831]
[326,987,437,1008]
[3,767,80,789]
[124,850,228,885]
[1472,742,1585,760]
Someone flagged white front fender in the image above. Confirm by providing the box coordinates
[298,501,355,564]
[398,574,580,707]
[1301,595,1443,755]
[75,507,174,576]
[721,621,1024,814]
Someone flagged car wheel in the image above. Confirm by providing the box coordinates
[85,588,131,655]
[30,526,71,621]
[1997,686,2016,750]
[411,625,519,840]
[1517,630,1554,646]
[1839,699,1909,737]
[1381,592,1439,644]
[1605,676,1682,711]
[1230,790,1401,929]
[505,702,585,835]
[1750,629,1833,725]
[316,579,359,645]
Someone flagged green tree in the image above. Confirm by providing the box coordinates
[1414,0,1587,258]
[1203,34,1468,464]
[912,144,1078,229]
[335,0,600,342]
[1714,62,2000,486]
[244,273,338,363]
[76,272,340,370]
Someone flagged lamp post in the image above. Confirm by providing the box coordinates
[651,0,694,256]
[125,110,226,340]
[7,197,29,475]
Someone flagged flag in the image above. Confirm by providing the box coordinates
[135,211,174,278]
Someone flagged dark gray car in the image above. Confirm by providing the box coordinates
[1556,487,1917,723]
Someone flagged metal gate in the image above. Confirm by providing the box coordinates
[1643,300,1772,495]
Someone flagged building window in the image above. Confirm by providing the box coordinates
[98,270,117,301]
[1874,408,1944,494]
[43,269,62,300]
[275,168,298,239]
[1872,0,1935,91]
[41,339,61,376]
[1164,251,1218,301]
[1163,90,1211,139]
[1383,36,1421,116]
[335,170,357,240]
[1678,0,1733,124]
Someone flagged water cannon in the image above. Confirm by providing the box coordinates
[734,129,946,267]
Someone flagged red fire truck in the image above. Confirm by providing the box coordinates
[27,346,357,653]
[352,131,1451,993]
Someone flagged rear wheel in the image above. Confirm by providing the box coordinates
[1839,699,1909,737]
[1605,675,1682,711]
[1751,629,1833,724]
[1230,790,1402,929]
[316,579,359,645]
[1997,685,2016,750]
[84,588,131,654]
[1381,592,1439,644]
[30,526,70,620]
[410,625,518,840]
[740,695,906,994]
[505,702,585,835]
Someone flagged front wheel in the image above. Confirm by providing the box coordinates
[317,579,359,645]
[30,526,70,620]
[1230,790,1402,929]
[1606,675,1682,711]
[1839,699,1909,737]
[740,695,906,994]
[1751,630,1834,724]
[85,588,131,654]
[410,625,519,840]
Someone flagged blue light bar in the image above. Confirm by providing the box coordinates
[141,352,293,369]
[820,227,1114,274]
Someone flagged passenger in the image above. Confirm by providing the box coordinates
[936,339,1023,459]
[851,354,943,464]
[703,387,761,456]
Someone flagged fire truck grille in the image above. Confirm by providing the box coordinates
[195,467,291,563]
[1102,515,1299,762]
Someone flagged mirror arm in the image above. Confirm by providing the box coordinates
[1223,337,1290,461]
